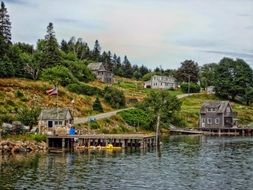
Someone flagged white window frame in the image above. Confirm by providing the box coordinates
[201,118,206,123]
[215,118,220,124]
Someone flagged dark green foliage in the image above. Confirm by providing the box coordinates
[67,83,102,96]
[213,57,253,101]
[0,61,14,77]
[180,82,200,93]
[90,121,100,129]
[138,90,182,129]
[92,39,101,61]
[118,108,152,130]
[63,60,95,82]
[243,87,253,106]
[40,66,78,86]
[15,90,24,98]
[16,107,41,127]
[176,60,199,83]
[92,96,103,112]
[199,63,217,89]
[29,134,47,142]
[104,86,126,109]
[0,1,11,44]
[42,22,61,68]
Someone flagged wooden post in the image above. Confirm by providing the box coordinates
[62,138,65,150]
[122,140,125,148]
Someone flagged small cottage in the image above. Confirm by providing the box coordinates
[87,62,113,83]
[144,75,177,89]
[199,101,237,128]
[38,108,73,128]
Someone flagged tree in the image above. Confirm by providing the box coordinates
[42,22,61,68]
[122,55,133,78]
[92,39,101,61]
[176,60,199,83]
[0,1,11,43]
[92,96,103,112]
[16,106,41,128]
[104,86,126,108]
[213,57,253,100]
[139,90,181,146]
[243,88,253,106]
[0,60,14,77]
[199,63,217,89]
[0,1,11,58]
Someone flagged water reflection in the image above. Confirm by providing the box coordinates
[0,136,253,189]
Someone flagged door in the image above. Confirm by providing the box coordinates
[48,121,53,128]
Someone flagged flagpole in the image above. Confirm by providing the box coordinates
[56,84,59,126]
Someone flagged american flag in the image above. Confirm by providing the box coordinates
[46,87,58,96]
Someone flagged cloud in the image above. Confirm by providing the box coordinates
[204,50,253,59]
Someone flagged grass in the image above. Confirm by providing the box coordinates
[2,133,47,142]
[180,94,253,128]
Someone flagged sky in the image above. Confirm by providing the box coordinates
[5,0,253,69]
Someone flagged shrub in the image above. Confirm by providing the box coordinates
[40,66,78,86]
[16,106,41,127]
[0,61,15,77]
[92,96,103,112]
[63,60,95,82]
[118,108,152,130]
[15,90,24,98]
[90,121,100,129]
[67,83,102,96]
[181,82,200,93]
[29,134,47,142]
[104,86,126,109]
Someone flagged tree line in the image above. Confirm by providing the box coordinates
[0,1,150,81]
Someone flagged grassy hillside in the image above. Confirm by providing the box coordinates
[180,94,253,128]
[0,78,114,121]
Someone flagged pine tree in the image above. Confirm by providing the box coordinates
[0,1,11,43]
[122,55,133,78]
[0,1,11,59]
[42,22,61,68]
[92,96,103,112]
[92,39,101,61]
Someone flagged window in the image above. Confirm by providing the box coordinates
[208,108,212,112]
[215,118,220,124]
[59,121,63,125]
[201,118,206,123]
[55,121,58,125]
[207,118,212,124]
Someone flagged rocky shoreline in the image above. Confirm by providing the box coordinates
[0,140,48,154]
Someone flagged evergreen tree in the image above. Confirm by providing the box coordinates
[0,1,11,59]
[60,39,69,53]
[122,55,133,78]
[42,22,61,68]
[92,96,104,112]
[92,39,101,61]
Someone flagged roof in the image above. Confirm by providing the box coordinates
[38,108,72,120]
[200,101,230,113]
[87,62,106,71]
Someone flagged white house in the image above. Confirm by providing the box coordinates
[144,75,177,89]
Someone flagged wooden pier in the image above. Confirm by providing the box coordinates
[47,134,156,151]
[200,127,253,136]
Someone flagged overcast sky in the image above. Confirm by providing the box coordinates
[5,0,253,69]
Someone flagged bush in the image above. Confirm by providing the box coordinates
[104,86,126,109]
[0,61,15,77]
[16,107,41,127]
[40,66,78,86]
[67,83,102,96]
[118,108,152,130]
[15,90,24,98]
[29,134,47,142]
[92,96,103,112]
[90,121,100,129]
[181,82,200,93]
[63,60,95,82]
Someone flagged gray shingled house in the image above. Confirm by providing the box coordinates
[87,62,113,83]
[38,108,73,128]
[144,75,177,89]
[199,101,237,128]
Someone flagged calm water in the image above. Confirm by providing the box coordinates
[1,135,253,190]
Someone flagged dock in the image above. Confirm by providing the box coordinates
[200,127,253,136]
[47,134,156,151]
[170,128,204,135]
